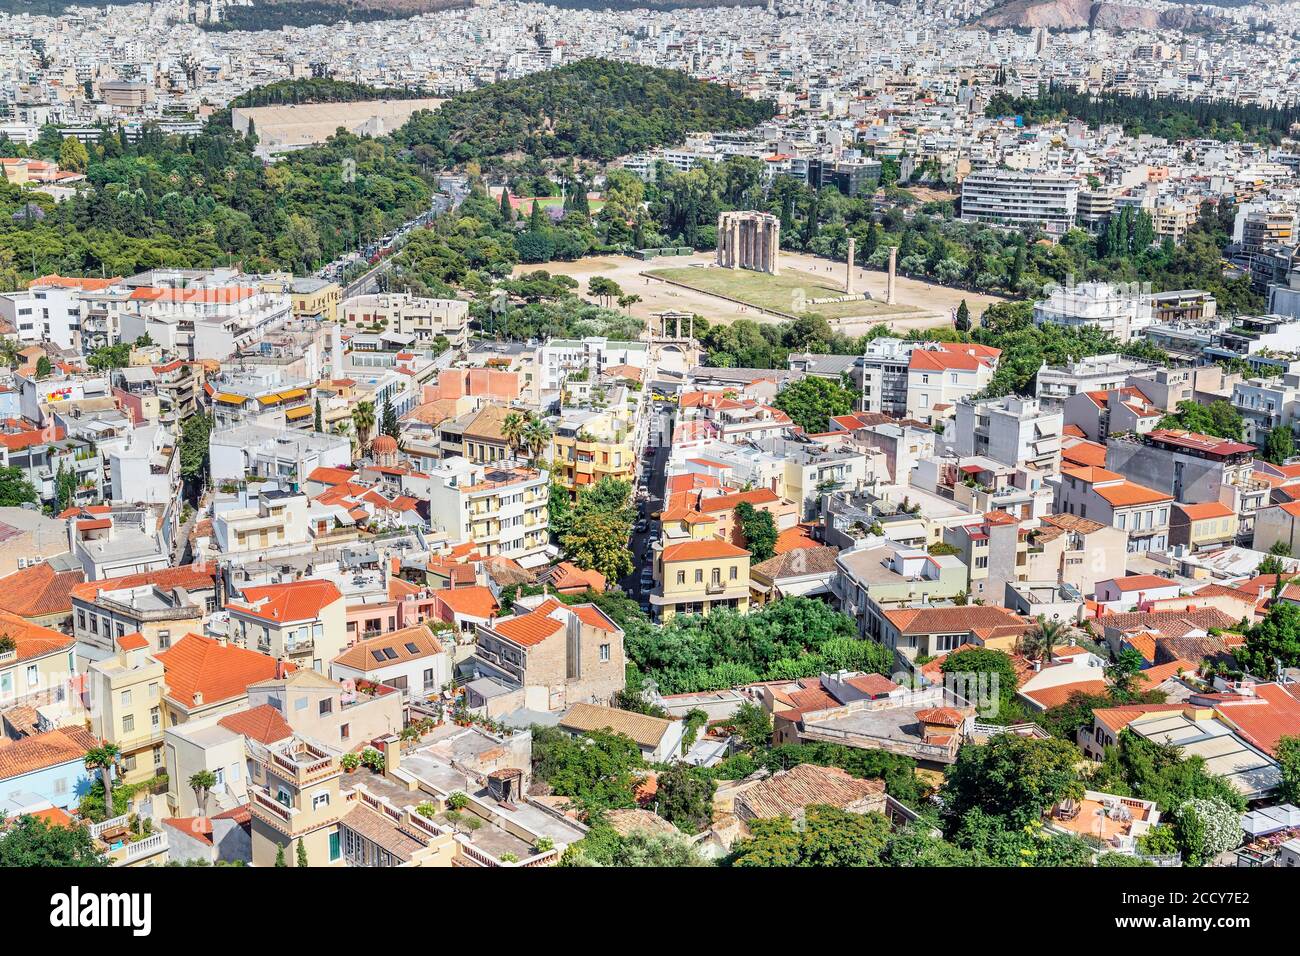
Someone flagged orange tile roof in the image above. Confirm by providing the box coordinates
[71,563,215,603]
[661,539,750,563]
[1174,501,1235,521]
[492,598,566,647]
[1107,574,1180,593]
[1062,465,1124,483]
[155,635,287,709]
[0,727,98,781]
[1021,680,1109,710]
[306,466,356,485]
[333,624,445,672]
[1093,480,1173,508]
[775,524,819,554]
[698,488,781,512]
[1061,439,1107,467]
[548,562,607,593]
[0,562,84,618]
[436,585,499,619]
[218,704,294,744]
[228,579,342,623]
[1215,683,1300,756]
[115,632,149,651]
[0,610,75,662]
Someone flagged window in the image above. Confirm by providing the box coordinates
[312,792,330,810]
[77,609,86,630]
[26,665,37,688]
[329,831,341,862]
[153,747,163,768]
[123,754,137,772]
[695,569,703,584]
[122,714,135,734]
[424,668,435,691]
[600,643,611,662]
[158,630,170,650]
[729,565,738,580]
[340,723,350,740]
[676,571,685,585]
[120,689,132,708]
[150,682,160,699]
[151,706,160,730]
[319,698,333,716]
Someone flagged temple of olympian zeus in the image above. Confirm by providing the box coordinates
[716,211,781,275]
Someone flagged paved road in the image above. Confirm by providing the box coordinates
[618,399,673,609]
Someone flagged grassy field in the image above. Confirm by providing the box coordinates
[645,265,912,321]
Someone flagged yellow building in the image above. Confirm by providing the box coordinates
[650,539,751,622]
[291,279,342,323]
[551,412,635,496]
[0,611,76,717]
[248,735,457,867]
[87,634,166,785]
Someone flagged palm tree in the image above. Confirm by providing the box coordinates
[502,412,526,458]
[1026,616,1064,664]
[84,744,122,819]
[188,769,217,817]
[522,417,552,464]
[352,400,376,454]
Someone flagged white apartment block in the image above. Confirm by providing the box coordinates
[1035,353,1159,410]
[960,169,1079,235]
[1034,282,1154,344]
[536,337,650,393]
[426,458,550,566]
[948,395,1063,472]
[342,293,469,350]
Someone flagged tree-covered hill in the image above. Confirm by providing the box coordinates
[396,59,776,166]
[229,78,432,108]
[0,60,772,282]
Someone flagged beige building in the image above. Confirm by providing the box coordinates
[245,668,403,752]
[154,634,286,728]
[227,578,347,673]
[70,563,216,662]
[343,292,469,350]
[87,634,166,785]
[0,508,70,577]
[651,539,751,621]
[471,596,625,713]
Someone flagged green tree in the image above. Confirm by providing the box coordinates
[940,647,1021,723]
[729,701,772,752]
[734,501,777,563]
[728,805,891,867]
[188,770,217,817]
[1240,599,1300,677]
[1264,425,1295,465]
[0,814,107,866]
[531,726,645,814]
[1175,797,1241,866]
[0,467,38,508]
[275,843,286,867]
[178,412,213,494]
[82,744,122,823]
[772,375,857,433]
[940,735,1083,832]
[1157,399,1245,441]
[954,299,971,333]
[560,509,634,582]
[35,355,52,379]
[1277,735,1300,804]
[351,400,376,454]
[561,825,709,867]
[296,839,309,867]
[59,135,89,173]
[380,398,400,439]
[656,764,716,833]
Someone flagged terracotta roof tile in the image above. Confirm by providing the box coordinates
[155,634,286,709]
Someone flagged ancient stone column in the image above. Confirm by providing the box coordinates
[887,246,898,305]
[846,237,856,295]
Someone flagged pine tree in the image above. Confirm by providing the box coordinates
[381,399,400,439]
[275,844,286,867]
[296,839,308,868]
[499,188,514,223]
[529,200,545,231]
[314,398,322,432]
[955,299,971,333]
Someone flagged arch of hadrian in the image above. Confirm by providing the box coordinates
[716,211,780,275]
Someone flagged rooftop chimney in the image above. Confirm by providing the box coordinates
[192,691,204,706]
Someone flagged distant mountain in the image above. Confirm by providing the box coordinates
[975,0,1242,30]
[205,0,471,32]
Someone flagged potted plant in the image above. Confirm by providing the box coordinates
[340,753,361,773]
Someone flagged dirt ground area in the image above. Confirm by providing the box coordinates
[514,251,1005,337]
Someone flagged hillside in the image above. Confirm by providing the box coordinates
[975,0,1237,29]
[395,58,776,167]
[204,0,470,32]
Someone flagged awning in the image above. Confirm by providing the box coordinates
[775,577,831,599]
[278,388,308,401]
[285,405,313,420]
[214,393,245,405]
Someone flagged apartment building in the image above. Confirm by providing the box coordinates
[66,505,171,581]
[948,395,1062,471]
[86,634,166,785]
[427,459,549,565]
[831,544,971,639]
[0,274,118,349]
[1104,429,1256,506]
[471,595,626,712]
[0,612,76,714]
[651,539,751,622]
[1054,465,1173,552]
[1034,282,1154,344]
[960,169,1079,234]
[1232,371,1300,444]
[245,667,403,750]
[535,337,650,394]
[1035,354,1158,412]
[342,293,469,350]
[208,425,351,486]
[212,489,312,557]
[227,578,348,672]
[550,410,635,496]
[905,343,1000,425]
[70,563,216,662]
[330,624,451,701]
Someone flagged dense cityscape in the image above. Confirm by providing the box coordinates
[0,0,1297,910]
